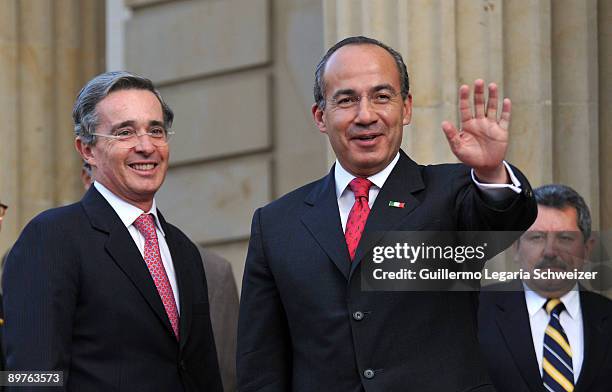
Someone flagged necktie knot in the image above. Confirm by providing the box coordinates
[349,178,373,200]
[133,213,157,240]
[545,298,565,316]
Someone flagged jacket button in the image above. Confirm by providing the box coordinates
[179,360,187,371]
[352,311,364,321]
[363,369,375,379]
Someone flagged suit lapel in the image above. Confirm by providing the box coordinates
[574,291,612,392]
[494,288,546,392]
[82,187,177,340]
[301,170,351,279]
[350,152,424,277]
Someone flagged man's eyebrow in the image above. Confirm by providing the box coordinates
[110,120,135,131]
[372,84,397,93]
[110,120,165,130]
[331,89,356,101]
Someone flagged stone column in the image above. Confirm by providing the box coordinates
[0,0,105,256]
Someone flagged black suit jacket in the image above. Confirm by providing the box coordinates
[2,187,223,391]
[237,151,537,392]
[478,282,612,392]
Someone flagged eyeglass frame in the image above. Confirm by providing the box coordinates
[90,129,175,147]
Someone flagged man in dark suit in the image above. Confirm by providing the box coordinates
[2,71,223,391]
[237,35,537,391]
[198,247,239,392]
[479,184,612,392]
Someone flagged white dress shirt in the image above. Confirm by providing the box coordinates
[94,181,180,314]
[334,152,523,232]
[524,284,583,382]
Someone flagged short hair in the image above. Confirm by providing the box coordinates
[313,35,410,110]
[73,71,174,145]
[533,184,592,242]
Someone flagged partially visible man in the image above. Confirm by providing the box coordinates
[198,247,239,392]
[0,199,6,370]
[3,71,223,391]
[0,200,7,232]
[479,184,612,392]
[238,36,537,391]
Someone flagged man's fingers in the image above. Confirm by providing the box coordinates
[441,121,461,151]
[499,98,511,130]
[486,83,498,119]
[473,79,486,118]
[459,85,472,125]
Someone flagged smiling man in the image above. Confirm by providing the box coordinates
[2,72,223,391]
[237,36,537,391]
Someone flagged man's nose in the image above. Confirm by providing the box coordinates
[354,97,378,125]
[542,235,559,258]
[133,133,157,153]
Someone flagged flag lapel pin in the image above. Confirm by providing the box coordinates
[388,201,405,208]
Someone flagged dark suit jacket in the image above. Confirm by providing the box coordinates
[199,247,239,392]
[2,187,223,392]
[237,151,537,392]
[478,281,612,392]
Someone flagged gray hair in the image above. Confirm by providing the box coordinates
[534,184,592,242]
[313,35,410,110]
[73,71,174,145]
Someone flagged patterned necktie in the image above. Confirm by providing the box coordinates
[542,298,574,392]
[133,214,180,340]
[345,178,373,261]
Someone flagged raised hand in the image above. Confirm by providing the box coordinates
[441,79,510,183]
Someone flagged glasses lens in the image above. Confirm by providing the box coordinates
[116,133,171,149]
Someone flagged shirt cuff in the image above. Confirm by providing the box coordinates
[471,161,522,201]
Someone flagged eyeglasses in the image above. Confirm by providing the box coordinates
[91,128,175,148]
[330,91,400,110]
[0,203,7,218]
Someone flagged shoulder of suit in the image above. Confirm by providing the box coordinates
[259,175,327,212]
[581,289,612,309]
[25,201,84,230]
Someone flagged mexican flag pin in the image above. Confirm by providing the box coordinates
[389,201,405,208]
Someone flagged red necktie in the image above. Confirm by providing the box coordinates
[133,214,180,339]
[345,178,373,260]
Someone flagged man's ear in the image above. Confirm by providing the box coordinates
[402,94,413,126]
[312,103,327,134]
[512,239,521,264]
[584,235,596,260]
[75,137,95,167]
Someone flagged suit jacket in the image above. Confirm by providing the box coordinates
[2,186,223,392]
[198,247,239,392]
[237,151,537,392]
[478,281,612,392]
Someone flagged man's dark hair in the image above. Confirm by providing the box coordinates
[313,35,410,110]
[534,184,592,242]
[73,71,174,145]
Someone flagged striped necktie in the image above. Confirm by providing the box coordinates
[542,298,574,392]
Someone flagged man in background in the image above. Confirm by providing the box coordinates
[3,71,222,391]
[479,184,612,392]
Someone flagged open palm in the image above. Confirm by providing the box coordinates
[442,79,510,181]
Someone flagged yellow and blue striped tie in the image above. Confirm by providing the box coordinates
[542,298,574,392]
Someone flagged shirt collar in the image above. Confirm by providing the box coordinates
[334,152,401,199]
[93,181,165,237]
[523,281,580,319]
